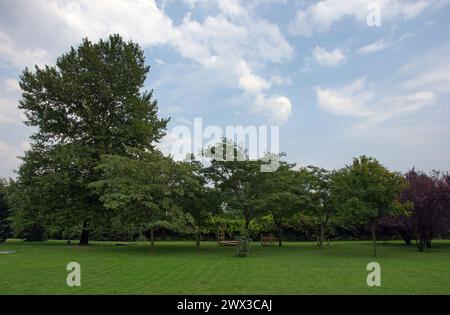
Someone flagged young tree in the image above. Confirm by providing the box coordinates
[203,140,266,237]
[257,162,304,246]
[332,156,408,256]
[169,160,218,249]
[302,166,336,248]
[15,35,168,245]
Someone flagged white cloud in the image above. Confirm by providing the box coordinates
[1,0,294,125]
[254,94,292,125]
[316,78,374,117]
[48,0,175,47]
[0,32,51,69]
[356,40,389,55]
[316,78,434,129]
[238,60,271,94]
[313,46,345,66]
[401,47,450,93]
[289,0,446,37]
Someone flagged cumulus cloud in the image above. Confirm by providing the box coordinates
[289,0,446,37]
[313,46,346,66]
[254,94,292,125]
[0,0,295,125]
[316,77,435,129]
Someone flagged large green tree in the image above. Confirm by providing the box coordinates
[14,35,168,245]
[332,156,408,256]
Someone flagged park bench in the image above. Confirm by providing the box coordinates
[217,230,238,246]
[260,234,277,247]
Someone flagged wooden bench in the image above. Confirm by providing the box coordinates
[217,231,238,246]
[260,234,277,247]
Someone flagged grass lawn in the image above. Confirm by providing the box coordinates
[1,239,449,295]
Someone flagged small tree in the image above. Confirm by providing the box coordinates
[169,160,217,249]
[257,161,304,246]
[333,156,408,256]
[301,166,336,248]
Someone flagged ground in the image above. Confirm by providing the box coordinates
[1,239,449,294]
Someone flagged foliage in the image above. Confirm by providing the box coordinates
[381,169,450,251]
[90,149,173,246]
[300,166,336,247]
[203,139,266,233]
[331,156,409,256]
[256,161,305,246]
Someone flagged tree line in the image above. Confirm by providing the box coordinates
[0,35,449,257]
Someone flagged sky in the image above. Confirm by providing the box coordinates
[1,0,450,178]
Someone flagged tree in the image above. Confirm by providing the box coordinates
[302,166,336,248]
[257,161,304,246]
[203,139,266,237]
[169,160,218,249]
[90,149,172,247]
[15,35,168,245]
[332,156,408,256]
[0,179,10,242]
[395,170,450,251]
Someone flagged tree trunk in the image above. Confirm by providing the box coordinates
[318,223,325,249]
[150,227,155,247]
[417,239,424,252]
[371,224,377,257]
[244,218,251,240]
[426,239,432,249]
[278,225,283,247]
[399,230,412,245]
[195,232,201,249]
[79,221,89,246]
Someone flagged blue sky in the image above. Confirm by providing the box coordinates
[1,0,450,178]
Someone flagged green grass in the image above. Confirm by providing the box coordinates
[1,239,449,294]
